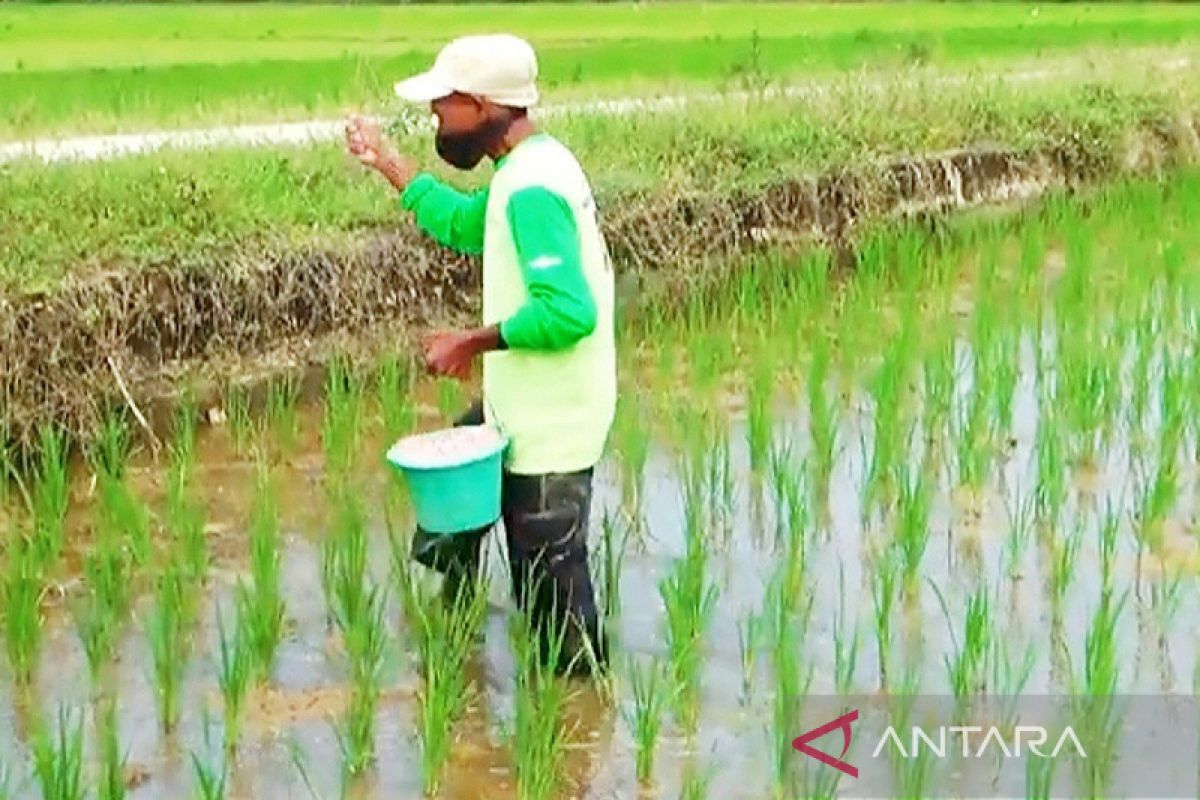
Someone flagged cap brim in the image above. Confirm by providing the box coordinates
[393,72,454,103]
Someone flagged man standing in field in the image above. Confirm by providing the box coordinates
[346,34,615,674]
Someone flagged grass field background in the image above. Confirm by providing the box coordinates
[2,46,1193,293]
[3,2,1200,136]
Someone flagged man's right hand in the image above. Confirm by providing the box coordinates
[346,115,416,191]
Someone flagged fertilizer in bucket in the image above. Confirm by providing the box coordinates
[386,425,507,535]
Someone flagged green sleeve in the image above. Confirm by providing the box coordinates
[400,173,488,255]
[499,187,598,352]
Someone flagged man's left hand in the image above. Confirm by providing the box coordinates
[424,327,501,380]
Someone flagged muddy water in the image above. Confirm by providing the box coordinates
[1,336,1195,800]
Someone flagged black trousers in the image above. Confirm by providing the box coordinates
[411,401,606,673]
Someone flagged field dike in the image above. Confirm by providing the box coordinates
[2,115,1196,447]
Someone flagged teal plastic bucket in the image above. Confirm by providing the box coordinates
[385,426,508,535]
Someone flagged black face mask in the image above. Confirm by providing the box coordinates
[435,128,489,170]
[435,113,511,171]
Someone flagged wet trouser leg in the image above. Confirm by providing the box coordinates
[410,401,489,603]
[503,469,607,675]
[409,399,606,673]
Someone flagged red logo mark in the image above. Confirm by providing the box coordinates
[792,708,859,778]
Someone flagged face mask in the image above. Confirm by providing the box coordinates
[435,112,512,171]
[435,128,489,170]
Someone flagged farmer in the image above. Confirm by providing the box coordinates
[346,34,615,674]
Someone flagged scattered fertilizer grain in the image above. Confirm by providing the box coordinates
[388,425,504,469]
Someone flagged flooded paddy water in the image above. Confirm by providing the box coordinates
[4,171,1200,799]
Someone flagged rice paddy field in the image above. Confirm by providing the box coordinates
[2,166,1200,797]
[8,2,1200,799]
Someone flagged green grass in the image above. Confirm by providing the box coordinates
[3,3,1199,138]
[1,46,1194,294]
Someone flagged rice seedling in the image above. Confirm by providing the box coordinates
[375,352,416,441]
[1002,491,1035,582]
[508,608,569,800]
[864,325,915,511]
[659,519,718,730]
[169,396,199,489]
[597,511,630,628]
[679,763,712,800]
[97,697,127,800]
[934,582,994,707]
[1158,353,1189,460]
[891,731,935,800]
[921,323,957,462]
[806,334,838,492]
[323,360,365,479]
[31,706,85,800]
[3,533,43,687]
[746,346,774,474]
[954,364,992,492]
[146,562,189,734]
[989,325,1020,437]
[624,656,667,784]
[76,513,132,684]
[215,602,253,757]
[335,583,388,777]
[88,411,131,483]
[1025,745,1057,800]
[737,608,762,700]
[894,470,931,596]
[1017,212,1046,293]
[267,375,301,458]
[989,632,1036,734]
[96,468,152,569]
[287,739,322,800]
[191,751,228,800]
[223,382,254,455]
[322,485,369,631]
[235,464,285,679]
[402,566,487,796]
[1058,333,1112,467]
[1127,322,1155,435]
[872,552,897,690]
[611,393,650,523]
[884,665,930,798]
[1034,411,1067,529]
[1072,588,1126,798]
[1097,502,1120,593]
[832,567,860,695]
[164,482,208,589]
[769,574,811,796]
[1047,517,1082,612]
[30,424,69,571]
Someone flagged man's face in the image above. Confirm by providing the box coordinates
[431,93,510,171]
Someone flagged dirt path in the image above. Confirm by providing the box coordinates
[2,56,1190,165]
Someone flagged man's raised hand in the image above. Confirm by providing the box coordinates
[346,115,386,165]
[346,115,417,190]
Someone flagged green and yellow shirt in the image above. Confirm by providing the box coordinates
[401,133,616,475]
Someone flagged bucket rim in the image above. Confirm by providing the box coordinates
[384,426,508,472]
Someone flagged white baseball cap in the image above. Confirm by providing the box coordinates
[394,34,539,108]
